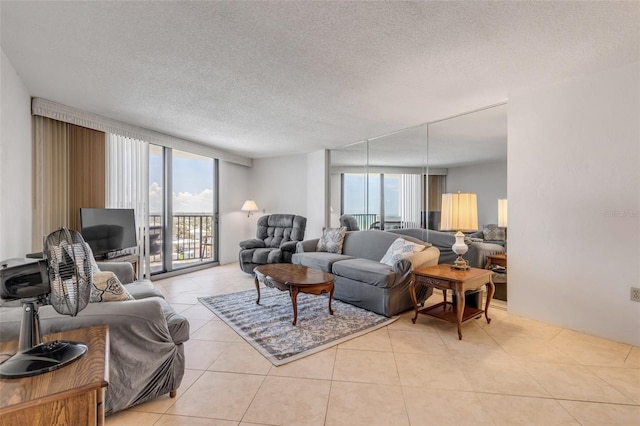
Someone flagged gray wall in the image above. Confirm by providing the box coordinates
[446,160,508,229]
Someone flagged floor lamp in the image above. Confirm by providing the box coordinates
[440,192,479,270]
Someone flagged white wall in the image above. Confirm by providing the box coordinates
[446,160,508,228]
[0,50,32,259]
[218,160,252,264]
[305,150,328,239]
[508,61,640,346]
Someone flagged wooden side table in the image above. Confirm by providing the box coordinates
[411,265,495,340]
[100,253,140,279]
[0,326,109,426]
[485,253,507,269]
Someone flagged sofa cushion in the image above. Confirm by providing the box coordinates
[292,252,353,273]
[125,279,164,300]
[380,237,425,267]
[317,227,347,254]
[332,258,397,288]
[252,247,278,264]
[91,271,134,302]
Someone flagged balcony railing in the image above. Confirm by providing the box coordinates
[149,213,214,266]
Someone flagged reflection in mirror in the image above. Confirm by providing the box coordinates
[329,102,507,252]
[329,140,368,229]
[428,103,507,233]
[366,125,427,233]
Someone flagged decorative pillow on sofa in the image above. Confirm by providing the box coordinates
[316,227,347,254]
[91,271,134,302]
[380,237,425,266]
[483,224,506,242]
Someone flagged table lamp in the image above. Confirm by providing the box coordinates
[439,192,478,270]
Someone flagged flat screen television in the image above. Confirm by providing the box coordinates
[80,208,137,258]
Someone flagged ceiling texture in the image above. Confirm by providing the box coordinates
[1,1,638,161]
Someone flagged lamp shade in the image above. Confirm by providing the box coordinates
[498,199,508,227]
[241,200,259,212]
[439,193,478,232]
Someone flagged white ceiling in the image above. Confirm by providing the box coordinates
[1,1,638,161]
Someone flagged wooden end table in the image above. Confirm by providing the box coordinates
[0,325,109,425]
[485,253,507,269]
[254,264,335,325]
[410,265,495,340]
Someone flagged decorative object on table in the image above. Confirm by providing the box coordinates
[198,287,397,366]
[241,199,259,217]
[439,192,478,270]
[0,228,92,378]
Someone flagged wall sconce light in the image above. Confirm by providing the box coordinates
[241,200,259,217]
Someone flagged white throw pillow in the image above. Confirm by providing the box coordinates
[316,227,347,254]
[380,237,425,266]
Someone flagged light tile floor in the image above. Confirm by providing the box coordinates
[106,263,640,426]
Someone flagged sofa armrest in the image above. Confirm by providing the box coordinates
[239,239,266,249]
[466,242,505,269]
[408,246,440,270]
[97,261,135,284]
[280,240,298,253]
[296,239,320,253]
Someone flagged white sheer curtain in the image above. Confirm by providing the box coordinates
[400,174,422,229]
[106,133,150,278]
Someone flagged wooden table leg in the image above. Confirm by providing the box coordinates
[254,275,261,304]
[455,289,465,340]
[484,277,495,324]
[290,286,299,325]
[409,277,419,324]
[328,284,334,316]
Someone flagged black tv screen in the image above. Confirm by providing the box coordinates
[80,208,138,257]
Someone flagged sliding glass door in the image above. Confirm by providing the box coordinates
[149,145,218,274]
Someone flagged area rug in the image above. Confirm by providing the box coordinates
[198,287,397,366]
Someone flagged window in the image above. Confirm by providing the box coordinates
[149,145,218,274]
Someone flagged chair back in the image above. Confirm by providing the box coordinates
[339,214,360,231]
[256,214,307,248]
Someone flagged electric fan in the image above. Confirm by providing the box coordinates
[0,228,92,378]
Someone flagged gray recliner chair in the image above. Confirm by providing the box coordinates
[238,214,307,274]
[339,214,360,231]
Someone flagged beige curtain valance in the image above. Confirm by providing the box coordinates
[32,97,252,167]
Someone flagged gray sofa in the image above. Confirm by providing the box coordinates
[0,261,189,416]
[292,230,440,316]
[388,228,505,268]
[239,214,307,274]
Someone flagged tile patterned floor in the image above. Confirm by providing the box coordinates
[106,263,640,426]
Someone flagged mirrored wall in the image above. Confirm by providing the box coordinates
[329,103,507,240]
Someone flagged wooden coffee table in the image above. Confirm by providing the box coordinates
[253,264,335,325]
[411,265,495,340]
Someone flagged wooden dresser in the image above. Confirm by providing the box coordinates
[0,326,109,426]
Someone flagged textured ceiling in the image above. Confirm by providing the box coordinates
[1,1,638,161]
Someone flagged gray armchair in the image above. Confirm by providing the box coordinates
[239,214,307,274]
[339,214,360,231]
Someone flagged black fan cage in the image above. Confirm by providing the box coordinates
[44,227,92,316]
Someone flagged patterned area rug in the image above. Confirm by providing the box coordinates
[198,287,397,366]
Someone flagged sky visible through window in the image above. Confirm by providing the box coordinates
[149,149,214,215]
[343,173,400,217]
